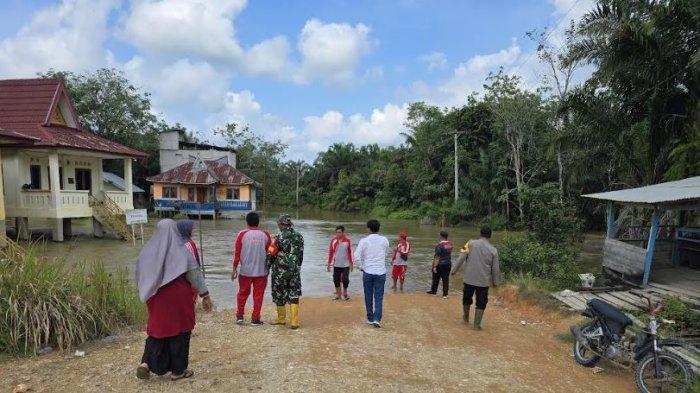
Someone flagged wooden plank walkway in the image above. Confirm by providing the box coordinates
[552,281,700,349]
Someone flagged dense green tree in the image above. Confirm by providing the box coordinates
[39,68,165,192]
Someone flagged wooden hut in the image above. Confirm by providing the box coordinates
[582,176,699,288]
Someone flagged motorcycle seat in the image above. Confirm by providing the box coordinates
[589,299,632,328]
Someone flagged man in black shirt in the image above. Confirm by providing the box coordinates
[427,231,453,298]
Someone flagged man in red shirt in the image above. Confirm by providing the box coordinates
[231,212,271,326]
[390,231,410,291]
[327,225,353,300]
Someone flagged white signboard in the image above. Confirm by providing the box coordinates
[125,209,148,225]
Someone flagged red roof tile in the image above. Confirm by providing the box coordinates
[0,78,147,158]
[147,159,258,186]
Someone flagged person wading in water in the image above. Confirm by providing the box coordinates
[451,224,500,330]
[135,219,213,381]
[327,225,353,301]
[390,231,410,292]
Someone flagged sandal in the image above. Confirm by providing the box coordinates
[136,364,150,380]
[171,369,194,380]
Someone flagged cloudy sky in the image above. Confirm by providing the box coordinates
[0,0,594,161]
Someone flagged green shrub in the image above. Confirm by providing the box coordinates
[500,233,580,290]
[388,209,421,220]
[520,183,582,244]
[482,213,508,231]
[658,297,700,332]
[0,241,146,355]
[370,205,392,218]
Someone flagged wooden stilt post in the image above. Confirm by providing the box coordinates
[606,202,617,238]
[642,209,661,286]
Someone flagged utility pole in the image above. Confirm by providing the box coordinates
[453,131,467,201]
[295,161,304,207]
[454,132,458,202]
[295,163,300,206]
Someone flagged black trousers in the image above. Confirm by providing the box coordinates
[333,266,350,289]
[141,331,191,375]
[463,283,489,310]
[430,264,451,296]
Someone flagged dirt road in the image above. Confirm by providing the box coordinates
[1,290,635,392]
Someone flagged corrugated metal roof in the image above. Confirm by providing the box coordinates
[582,176,700,205]
[103,172,145,193]
[146,159,258,186]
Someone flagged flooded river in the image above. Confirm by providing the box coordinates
[29,209,605,310]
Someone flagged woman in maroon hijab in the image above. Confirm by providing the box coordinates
[135,219,213,381]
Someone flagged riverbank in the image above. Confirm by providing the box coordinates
[1,292,634,392]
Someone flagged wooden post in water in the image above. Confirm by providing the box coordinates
[198,203,206,278]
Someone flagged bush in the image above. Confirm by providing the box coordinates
[370,205,392,218]
[0,241,146,355]
[388,209,420,220]
[520,183,582,244]
[482,213,508,231]
[500,233,580,290]
[658,297,700,333]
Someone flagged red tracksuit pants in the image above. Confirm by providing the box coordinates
[236,275,268,321]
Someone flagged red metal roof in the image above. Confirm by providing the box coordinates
[147,159,258,186]
[0,78,147,158]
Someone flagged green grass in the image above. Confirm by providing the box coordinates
[0,240,146,355]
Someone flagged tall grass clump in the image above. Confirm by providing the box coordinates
[0,240,145,355]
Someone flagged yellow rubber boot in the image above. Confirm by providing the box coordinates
[271,306,286,325]
[290,303,299,330]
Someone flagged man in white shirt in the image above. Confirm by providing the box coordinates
[354,219,390,327]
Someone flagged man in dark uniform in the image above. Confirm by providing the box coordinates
[268,214,305,329]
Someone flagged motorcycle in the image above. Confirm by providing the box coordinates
[570,293,696,392]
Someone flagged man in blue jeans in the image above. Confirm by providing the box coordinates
[355,219,390,328]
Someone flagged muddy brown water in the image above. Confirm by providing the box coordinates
[25,209,605,310]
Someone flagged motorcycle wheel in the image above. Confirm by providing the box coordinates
[573,322,601,367]
[634,350,694,393]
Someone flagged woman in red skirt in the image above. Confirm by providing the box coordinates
[135,219,213,381]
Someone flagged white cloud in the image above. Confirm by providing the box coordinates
[406,41,523,107]
[420,52,448,72]
[295,19,375,86]
[300,103,408,154]
[243,36,292,78]
[0,0,117,77]
[121,0,246,63]
[125,57,228,111]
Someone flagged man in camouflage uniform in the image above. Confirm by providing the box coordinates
[268,214,305,329]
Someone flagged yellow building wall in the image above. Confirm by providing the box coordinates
[153,183,252,201]
[215,185,251,200]
[152,183,181,199]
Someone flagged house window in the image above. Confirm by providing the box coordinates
[188,187,195,201]
[226,187,240,200]
[162,186,178,198]
[29,165,41,189]
[47,166,64,190]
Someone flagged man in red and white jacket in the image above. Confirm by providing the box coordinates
[391,231,411,291]
[327,225,353,301]
[231,212,271,326]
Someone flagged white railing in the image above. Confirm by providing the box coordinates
[104,191,132,210]
[60,190,90,208]
[20,190,52,208]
